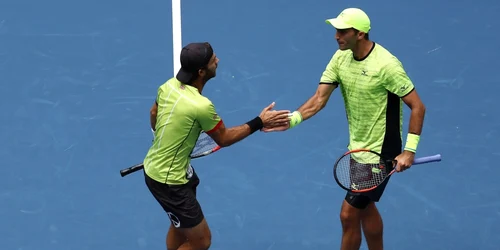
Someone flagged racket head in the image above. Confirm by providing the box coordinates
[190,132,220,159]
[333,149,395,193]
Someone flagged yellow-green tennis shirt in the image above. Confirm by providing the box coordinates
[143,77,222,185]
[320,43,415,160]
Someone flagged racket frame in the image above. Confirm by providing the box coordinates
[333,148,441,193]
[119,132,220,177]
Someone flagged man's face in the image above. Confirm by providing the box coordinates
[335,28,361,50]
[200,53,219,81]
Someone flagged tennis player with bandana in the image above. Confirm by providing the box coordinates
[144,42,290,250]
[263,8,427,250]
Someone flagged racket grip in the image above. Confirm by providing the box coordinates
[120,164,144,177]
[413,154,441,165]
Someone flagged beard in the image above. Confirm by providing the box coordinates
[203,68,216,82]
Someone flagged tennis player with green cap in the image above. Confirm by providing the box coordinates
[263,7,427,250]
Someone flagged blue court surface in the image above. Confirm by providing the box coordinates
[2,0,499,249]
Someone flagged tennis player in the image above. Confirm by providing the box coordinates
[144,42,290,250]
[263,8,426,250]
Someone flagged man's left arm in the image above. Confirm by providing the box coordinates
[401,90,426,137]
[151,87,162,132]
[150,101,158,131]
[382,60,426,170]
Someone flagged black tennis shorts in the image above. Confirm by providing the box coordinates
[345,155,395,210]
[144,165,204,229]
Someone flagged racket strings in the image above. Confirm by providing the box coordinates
[190,132,218,157]
[335,153,390,191]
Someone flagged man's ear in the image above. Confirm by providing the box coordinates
[357,31,365,40]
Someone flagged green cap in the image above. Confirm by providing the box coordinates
[325,8,371,33]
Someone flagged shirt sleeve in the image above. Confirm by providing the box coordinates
[319,50,341,84]
[197,100,222,134]
[381,59,415,97]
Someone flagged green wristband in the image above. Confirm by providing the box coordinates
[404,133,420,153]
[289,111,303,129]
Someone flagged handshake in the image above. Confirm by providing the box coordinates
[257,102,302,132]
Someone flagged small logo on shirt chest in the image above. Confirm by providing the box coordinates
[361,69,368,76]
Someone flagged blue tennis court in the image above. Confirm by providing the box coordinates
[2,0,499,249]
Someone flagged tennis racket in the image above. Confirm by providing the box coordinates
[119,131,221,177]
[333,149,441,193]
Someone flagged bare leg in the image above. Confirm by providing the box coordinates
[177,242,192,250]
[167,225,191,250]
[340,200,363,250]
[173,219,212,250]
[360,202,383,250]
[167,224,191,250]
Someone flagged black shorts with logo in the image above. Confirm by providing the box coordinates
[144,164,204,229]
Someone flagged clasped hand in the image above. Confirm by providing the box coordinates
[258,102,291,130]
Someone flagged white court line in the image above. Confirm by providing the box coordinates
[172,0,182,75]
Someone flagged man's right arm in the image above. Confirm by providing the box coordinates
[206,121,255,147]
[199,101,289,147]
[287,51,340,127]
[197,100,259,147]
[296,83,337,121]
